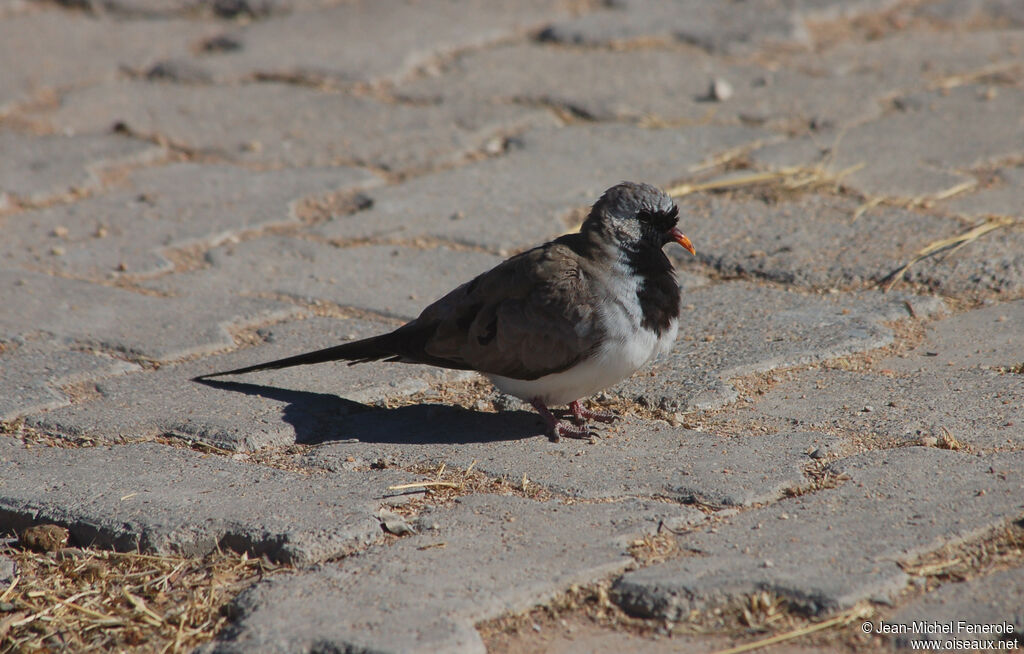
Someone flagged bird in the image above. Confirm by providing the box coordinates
[194,181,695,439]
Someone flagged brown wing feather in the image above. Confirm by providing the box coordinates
[397,234,602,380]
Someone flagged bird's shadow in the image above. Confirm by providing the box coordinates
[193,378,546,445]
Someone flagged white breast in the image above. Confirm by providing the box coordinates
[487,256,679,406]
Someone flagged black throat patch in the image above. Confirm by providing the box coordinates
[625,244,681,334]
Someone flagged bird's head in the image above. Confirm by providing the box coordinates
[582,182,695,255]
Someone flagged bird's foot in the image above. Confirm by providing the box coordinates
[531,398,602,442]
[553,420,597,441]
[569,399,618,425]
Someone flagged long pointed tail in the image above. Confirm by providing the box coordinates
[192,333,395,381]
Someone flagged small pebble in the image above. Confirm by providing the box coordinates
[708,78,733,101]
[483,137,505,155]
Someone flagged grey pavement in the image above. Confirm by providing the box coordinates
[0,129,162,209]
[1,0,1022,652]
[612,447,1024,619]
[889,567,1024,649]
[752,85,1024,199]
[2,163,380,279]
[0,439,418,564]
[311,123,776,253]
[40,81,558,172]
[726,299,1024,450]
[204,494,702,654]
[676,193,1024,294]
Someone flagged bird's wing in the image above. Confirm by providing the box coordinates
[389,237,603,380]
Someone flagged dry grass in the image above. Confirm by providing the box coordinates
[373,376,495,412]
[0,542,277,653]
[477,580,656,646]
[479,576,875,653]
[881,216,1015,291]
[806,0,950,48]
[0,420,82,449]
[900,519,1024,587]
[783,464,850,498]
[627,531,682,567]
[707,602,874,654]
[479,509,1023,654]
[666,163,864,202]
[385,459,556,514]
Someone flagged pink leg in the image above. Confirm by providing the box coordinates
[530,398,591,441]
[569,399,618,424]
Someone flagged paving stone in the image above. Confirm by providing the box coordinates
[0,0,30,18]
[307,425,832,508]
[0,269,297,362]
[816,29,1024,94]
[490,623,841,654]
[733,300,1024,449]
[753,85,1024,198]
[187,0,573,84]
[42,81,557,172]
[51,0,334,19]
[0,334,137,421]
[914,0,1024,26]
[612,447,1024,619]
[681,190,1024,297]
[676,193,974,291]
[0,439,413,563]
[398,44,880,129]
[538,0,899,54]
[400,31,1024,131]
[942,164,1024,218]
[315,123,775,252]
[0,130,160,208]
[0,10,199,110]
[145,236,505,320]
[1,163,379,279]
[204,494,703,654]
[0,555,14,584]
[889,566,1024,649]
[901,226,1024,299]
[27,317,471,451]
[747,367,1023,450]
[486,625,739,654]
[616,281,945,412]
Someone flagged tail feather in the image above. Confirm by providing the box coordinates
[192,333,394,381]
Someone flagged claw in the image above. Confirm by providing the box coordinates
[555,421,594,440]
[531,398,611,442]
[570,399,618,424]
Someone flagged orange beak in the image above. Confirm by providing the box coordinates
[669,227,696,255]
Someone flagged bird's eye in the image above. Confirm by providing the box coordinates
[637,206,678,231]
